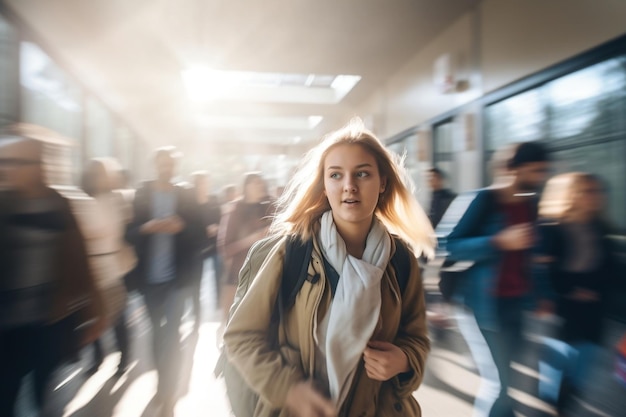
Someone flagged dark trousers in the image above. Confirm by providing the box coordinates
[0,323,60,417]
[479,297,525,417]
[187,253,222,331]
[143,281,184,400]
[92,310,130,366]
[206,253,223,309]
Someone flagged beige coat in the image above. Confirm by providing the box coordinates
[224,233,430,417]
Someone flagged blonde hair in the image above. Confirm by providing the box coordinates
[539,172,604,221]
[270,119,435,258]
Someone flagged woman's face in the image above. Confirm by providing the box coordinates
[323,144,386,234]
[573,178,605,217]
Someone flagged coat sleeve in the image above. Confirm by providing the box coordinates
[125,185,148,246]
[391,252,430,397]
[446,190,500,262]
[223,239,305,408]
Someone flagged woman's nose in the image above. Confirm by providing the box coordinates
[343,180,357,193]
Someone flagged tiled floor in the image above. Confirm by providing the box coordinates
[15,260,625,416]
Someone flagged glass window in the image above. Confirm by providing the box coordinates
[546,58,626,143]
[485,89,546,151]
[20,42,83,140]
[115,125,135,169]
[20,41,83,183]
[0,14,19,126]
[85,97,114,158]
[433,120,458,191]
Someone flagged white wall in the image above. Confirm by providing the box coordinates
[481,0,626,93]
[361,13,481,139]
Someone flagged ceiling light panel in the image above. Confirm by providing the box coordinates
[182,68,360,103]
[198,115,323,130]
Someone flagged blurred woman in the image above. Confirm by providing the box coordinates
[223,120,434,417]
[80,158,136,375]
[536,172,619,412]
[217,172,274,321]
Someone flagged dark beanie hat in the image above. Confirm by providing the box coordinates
[508,141,549,169]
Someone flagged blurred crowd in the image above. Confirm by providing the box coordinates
[427,142,625,417]
[1,125,625,417]
[0,128,280,417]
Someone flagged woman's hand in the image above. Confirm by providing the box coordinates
[363,340,410,381]
[285,381,337,417]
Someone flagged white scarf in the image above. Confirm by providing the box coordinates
[316,211,391,407]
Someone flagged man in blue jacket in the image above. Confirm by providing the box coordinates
[125,146,203,417]
[446,142,551,417]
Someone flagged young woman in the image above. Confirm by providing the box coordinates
[80,157,136,375]
[536,172,619,412]
[218,172,275,321]
[223,120,434,417]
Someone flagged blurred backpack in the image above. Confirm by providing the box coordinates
[435,189,496,302]
[214,234,412,417]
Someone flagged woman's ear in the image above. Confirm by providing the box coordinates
[380,177,387,193]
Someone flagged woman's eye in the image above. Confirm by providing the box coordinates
[329,172,341,179]
[356,171,370,178]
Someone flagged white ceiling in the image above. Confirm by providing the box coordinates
[6,0,480,155]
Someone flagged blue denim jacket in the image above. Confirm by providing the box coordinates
[445,188,548,331]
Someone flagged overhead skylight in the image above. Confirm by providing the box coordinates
[198,115,323,130]
[181,68,361,103]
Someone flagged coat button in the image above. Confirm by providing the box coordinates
[394,402,403,412]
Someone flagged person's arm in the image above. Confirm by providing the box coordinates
[446,190,500,262]
[223,240,306,408]
[125,186,148,245]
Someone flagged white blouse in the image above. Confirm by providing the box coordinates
[76,191,136,289]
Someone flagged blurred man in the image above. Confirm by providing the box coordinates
[446,142,551,417]
[426,167,456,228]
[125,147,201,417]
[0,135,105,417]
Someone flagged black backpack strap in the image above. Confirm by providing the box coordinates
[278,235,411,312]
[279,235,314,313]
[391,236,411,293]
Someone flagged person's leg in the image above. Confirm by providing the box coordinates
[113,309,130,373]
[455,307,501,417]
[191,274,202,332]
[481,298,524,417]
[159,283,185,414]
[210,253,223,310]
[0,327,33,417]
[87,339,105,374]
[538,337,575,404]
[143,284,168,378]
[569,341,599,394]
[33,320,65,410]
[480,330,516,417]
